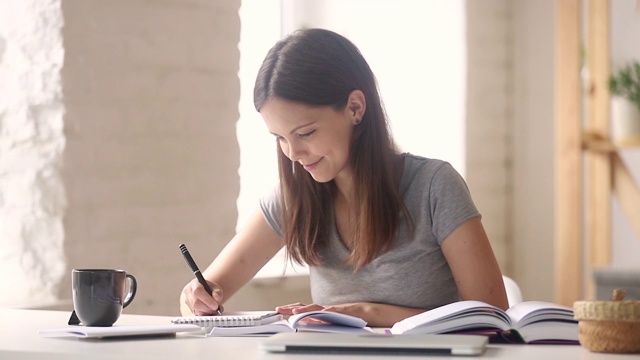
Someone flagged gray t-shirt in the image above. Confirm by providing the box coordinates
[259,153,480,310]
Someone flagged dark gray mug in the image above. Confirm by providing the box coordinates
[72,269,137,326]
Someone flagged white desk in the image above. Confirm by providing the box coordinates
[0,308,636,359]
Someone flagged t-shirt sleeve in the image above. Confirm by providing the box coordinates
[429,162,481,245]
[258,185,284,238]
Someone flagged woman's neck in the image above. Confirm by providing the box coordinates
[333,168,355,207]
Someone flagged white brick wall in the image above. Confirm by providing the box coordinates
[1,0,241,314]
[0,0,66,308]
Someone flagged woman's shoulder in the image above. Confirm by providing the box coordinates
[399,153,466,194]
[401,153,456,177]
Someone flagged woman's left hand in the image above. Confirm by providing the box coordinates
[276,302,425,327]
[275,302,325,315]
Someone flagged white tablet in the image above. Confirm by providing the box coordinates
[260,332,488,356]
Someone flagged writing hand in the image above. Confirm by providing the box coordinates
[182,278,224,316]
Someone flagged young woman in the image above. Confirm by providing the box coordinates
[180,28,508,327]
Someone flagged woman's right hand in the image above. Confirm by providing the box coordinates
[180,278,224,316]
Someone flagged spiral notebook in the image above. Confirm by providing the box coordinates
[171,311,281,327]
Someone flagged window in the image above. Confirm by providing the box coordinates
[237,0,466,277]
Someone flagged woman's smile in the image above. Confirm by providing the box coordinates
[302,158,323,171]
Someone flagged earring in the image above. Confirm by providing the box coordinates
[292,161,296,174]
[354,118,361,125]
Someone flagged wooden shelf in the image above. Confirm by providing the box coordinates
[555,0,640,306]
[582,133,640,152]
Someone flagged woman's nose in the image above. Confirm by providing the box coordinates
[287,140,305,161]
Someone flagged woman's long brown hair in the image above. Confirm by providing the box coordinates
[253,28,411,270]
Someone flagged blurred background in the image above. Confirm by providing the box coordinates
[0,0,638,316]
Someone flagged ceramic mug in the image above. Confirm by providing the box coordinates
[71,269,137,326]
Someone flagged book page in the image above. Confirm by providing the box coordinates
[204,311,369,336]
[296,324,375,334]
[390,300,511,335]
[206,320,296,336]
[506,301,575,327]
[511,320,579,343]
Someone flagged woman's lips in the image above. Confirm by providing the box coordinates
[303,158,322,171]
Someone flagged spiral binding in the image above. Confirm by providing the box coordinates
[172,312,279,327]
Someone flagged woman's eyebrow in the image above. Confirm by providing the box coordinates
[288,121,316,135]
[270,121,317,137]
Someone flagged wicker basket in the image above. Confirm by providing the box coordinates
[574,289,640,353]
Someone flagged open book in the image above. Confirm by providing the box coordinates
[205,310,372,336]
[390,300,579,344]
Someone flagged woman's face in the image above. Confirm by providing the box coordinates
[260,97,357,183]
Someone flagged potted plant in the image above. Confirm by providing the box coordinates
[609,61,640,145]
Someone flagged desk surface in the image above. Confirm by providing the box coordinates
[1,308,636,359]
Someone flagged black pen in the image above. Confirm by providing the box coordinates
[179,243,222,315]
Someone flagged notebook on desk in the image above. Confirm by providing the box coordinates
[171,311,281,327]
[260,332,488,356]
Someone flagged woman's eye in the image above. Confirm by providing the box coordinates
[299,130,316,138]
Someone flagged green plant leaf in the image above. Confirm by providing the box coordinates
[610,60,640,112]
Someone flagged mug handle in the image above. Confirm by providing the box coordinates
[123,274,137,308]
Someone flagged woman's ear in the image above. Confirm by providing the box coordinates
[347,90,366,125]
